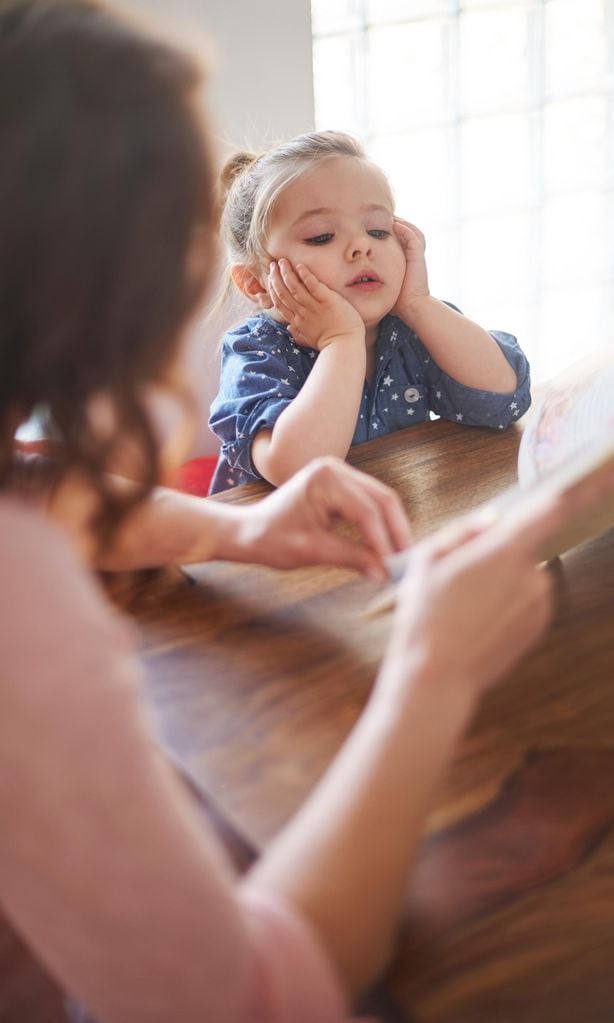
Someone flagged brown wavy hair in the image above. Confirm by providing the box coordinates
[0,0,216,541]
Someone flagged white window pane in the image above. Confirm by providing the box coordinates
[538,284,611,379]
[311,0,362,36]
[543,96,607,194]
[365,0,450,24]
[461,113,534,216]
[369,129,451,228]
[313,35,365,134]
[607,193,614,282]
[468,300,535,362]
[312,0,614,384]
[460,213,535,309]
[460,0,535,8]
[544,0,608,98]
[459,8,532,114]
[368,21,450,133]
[422,227,460,299]
[542,193,608,288]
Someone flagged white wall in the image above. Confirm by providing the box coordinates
[122,0,316,454]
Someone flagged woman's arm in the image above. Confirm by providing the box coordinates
[246,499,561,990]
[89,458,412,581]
[247,460,614,992]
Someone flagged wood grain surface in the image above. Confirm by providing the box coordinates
[134,418,614,1022]
[3,418,613,1022]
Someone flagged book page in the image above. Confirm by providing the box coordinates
[516,350,614,560]
[366,352,614,617]
[518,351,614,486]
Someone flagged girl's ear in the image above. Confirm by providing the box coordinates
[231,265,272,308]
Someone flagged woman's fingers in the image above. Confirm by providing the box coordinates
[346,470,412,554]
[251,458,411,577]
[306,458,411,567]
[416,517,490,565]
[296,529,386,580]
[482,456,614,565]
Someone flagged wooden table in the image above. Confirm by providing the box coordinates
[125,417,613,1023]
[6,418,613,1022]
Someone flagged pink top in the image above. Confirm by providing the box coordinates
[0,493,366,1022]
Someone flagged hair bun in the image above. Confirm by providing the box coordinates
[220,150,259,193]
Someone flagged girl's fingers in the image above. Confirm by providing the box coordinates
[277,258,310,305]
[268,264,297,319]
[268,283,294,322]
[295,263,329,301]
[393,220,426,252]
[269,261,298,310]
[393,218,425,242]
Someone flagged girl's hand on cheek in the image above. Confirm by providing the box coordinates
[268,258,365,351]
[391,218,431,324]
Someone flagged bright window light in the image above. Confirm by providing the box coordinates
[312,0,614,382]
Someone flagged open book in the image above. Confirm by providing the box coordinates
[366,350,614,617]
[515,349,614,559]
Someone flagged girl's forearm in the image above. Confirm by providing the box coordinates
[247,654,477,993]
[399,296,517,393]
[252,334,366,486]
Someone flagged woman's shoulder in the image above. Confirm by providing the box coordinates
[0,496,135,665]
[0,494,70,571]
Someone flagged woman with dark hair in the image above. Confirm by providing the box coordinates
[1,3,611,1023]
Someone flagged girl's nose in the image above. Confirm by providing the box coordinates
[345,233,372,260]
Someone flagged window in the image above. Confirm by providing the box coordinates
[312,0,614,382]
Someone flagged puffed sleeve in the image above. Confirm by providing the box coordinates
[414,328,531,429]
[209,319,302,477]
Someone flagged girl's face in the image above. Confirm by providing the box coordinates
[264,156,406,336]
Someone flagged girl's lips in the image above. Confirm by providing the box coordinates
[346,270,383,291]
[347,279,383,292]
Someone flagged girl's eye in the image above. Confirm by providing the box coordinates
[368,229,390,239]
[304,233,334,245]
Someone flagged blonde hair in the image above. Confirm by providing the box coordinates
[220,130,370,274]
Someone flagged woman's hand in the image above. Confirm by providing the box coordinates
[378,492,582,709]
[381,446,614,708]
[391,218,430,325]
[230,456,411,580]
[268,258,364,351]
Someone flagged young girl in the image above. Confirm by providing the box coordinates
[208,130,531,493]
